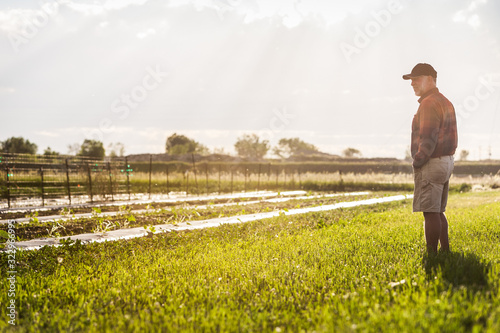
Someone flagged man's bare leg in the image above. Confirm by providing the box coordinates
[423,212,441,253]
[439,213,449,251]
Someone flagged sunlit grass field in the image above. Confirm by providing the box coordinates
[127,170,499,193]
[1,191,499,332]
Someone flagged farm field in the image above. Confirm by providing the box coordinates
[1,190,499,332]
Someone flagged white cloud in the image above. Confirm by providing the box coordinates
[168,0,191,7]
[64,0,150,16]
[0,1,81,38]
[103,0,150,10]
[452,10,467,23]
[136,128,166,141]
[453,0,487,29]
[467,14,481,29]
[468,0,487,11]
[36,131,60,138]
[65,2,105,16]
[0,6,57,34]
[166,0,368,28]
[137,28,156,39]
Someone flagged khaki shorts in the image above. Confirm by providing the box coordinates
[413,155,454,213]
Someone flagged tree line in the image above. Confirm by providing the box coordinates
[160,133,361,160]
[0,134,364,160]
[0,137,124,159]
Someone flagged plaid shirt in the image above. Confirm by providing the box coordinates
[411,88,458,168]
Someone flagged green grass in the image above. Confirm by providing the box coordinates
[1,191,499,332]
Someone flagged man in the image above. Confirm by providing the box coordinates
[403,63,458,253]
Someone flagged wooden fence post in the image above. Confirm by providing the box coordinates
[257,164,261,192]
[125,157,130,201]
[192,154,198,194]
[148,155,152,199]
[298,167,302,189]
[166,164,170,195]
[6,166,11,208]
[107,162,114,201]
[244,168,247,192]
[230,167,233,194]
[275,167,279,190]
[205,163,209,195]
[87,163,93,203]
[40,167,45,207]
[218,164,221,194]
[65,159,72,205]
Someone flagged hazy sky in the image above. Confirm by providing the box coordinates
[1,0,499,159]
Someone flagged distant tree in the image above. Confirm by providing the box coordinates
[0,136,37,154]
[459,149,469,161]
[43,147,60,156]
[107,142,125,157]
[78,139,105,159]
[67,143,81,155]
[405,147,412,162]
[343,147,362,158]
[197,144,209,155]
[166,133,208,155]
[273,138,320,158]
[166,133,195,154]
[213,147,226,155]
[234,134,269,159]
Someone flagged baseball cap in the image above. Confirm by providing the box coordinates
[402,63,437,80]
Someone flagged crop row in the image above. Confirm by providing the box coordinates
[1,192,378,242]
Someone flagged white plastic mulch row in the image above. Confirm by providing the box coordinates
[2,191,370,225]
[11,194,412,251]
[0,191,309,224]
[1,190,307,214]
[2,191,293,211]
